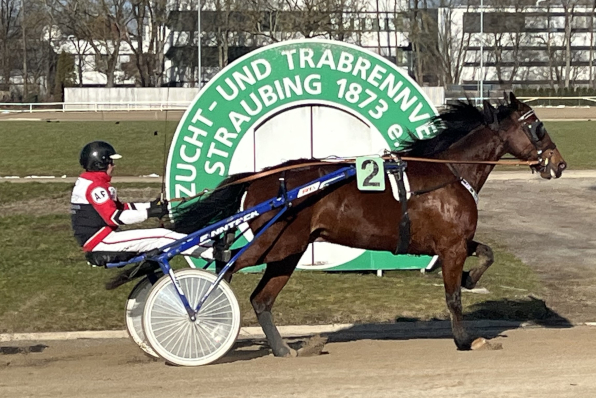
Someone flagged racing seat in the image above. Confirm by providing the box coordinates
[85,251,139,268]
[85,250,163,290]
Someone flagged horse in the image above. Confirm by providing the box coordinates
[171,92,567,356]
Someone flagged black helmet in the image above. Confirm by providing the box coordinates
[79,141,122,171]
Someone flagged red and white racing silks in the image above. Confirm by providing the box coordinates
[70,171,152,251]
[71,171,210,257]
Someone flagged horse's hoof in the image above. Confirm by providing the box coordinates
[471,337,503,351]
[273,347,297,358]
[297,334,327,357]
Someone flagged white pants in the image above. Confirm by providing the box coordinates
[92,228,204,256]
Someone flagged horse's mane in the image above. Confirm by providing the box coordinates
[169,158,349,234]
[170,172,254,234]
[402,100,516,157]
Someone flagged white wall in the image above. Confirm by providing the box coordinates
[63,87,200,110]
[63,86,444,109]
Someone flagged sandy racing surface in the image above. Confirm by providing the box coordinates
[478,171,596,323]
[2,110,596,396]
[1,327,596,397]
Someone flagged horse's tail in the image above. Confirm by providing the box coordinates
[170,172,254,234]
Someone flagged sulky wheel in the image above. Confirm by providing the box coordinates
[142,268,241,366]
[125,274,162,358]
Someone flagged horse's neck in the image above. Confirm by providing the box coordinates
[439,126,507,192]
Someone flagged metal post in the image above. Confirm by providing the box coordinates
[21,0,28,99]
[479,0,484,103]
[197,0,201,88]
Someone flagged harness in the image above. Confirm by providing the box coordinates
[385,154,478,255]
[386,157,410,254]
[517,110,557,168]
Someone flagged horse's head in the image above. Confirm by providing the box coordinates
[498,92,567,179]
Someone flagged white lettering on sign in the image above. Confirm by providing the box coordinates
[191,108,213,126]
[200,210,260,243]
[299,48,315,68]
[337,52,354,73]
[387,124,404,148]
[281,49,297,70]
[415,122,438,140]
[170,40,438,211]
[316,49,336,69]
[409,102,431,123]
[205,161,226,176]
[304,74,322,95]
[278,46,430,125]
[175,183,196,199]
[297,181,321,198]
[174,107,214,199]
[215,59,272,100]
[228,74,324,134]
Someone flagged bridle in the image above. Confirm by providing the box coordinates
[516,110,557,172]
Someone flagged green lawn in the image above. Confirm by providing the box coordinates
[545,121,596,170]
[0,183,547,333]
[0,121,178,177]
[0,120,594,177]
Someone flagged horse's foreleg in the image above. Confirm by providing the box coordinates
[462,241,494,290]
[250,252,302,357]
[441,245,473,350]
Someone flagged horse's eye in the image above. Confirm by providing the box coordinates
[529,121,546,140]
[535,122,546,140]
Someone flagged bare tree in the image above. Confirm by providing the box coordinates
[0,0,21,94]
[486,0,529,85]
[124,0,168,87]
[590,1,595,88]
[405,0,472,86]
[562,0,578,88]
[55,0,130,87]
[242,0,364,43]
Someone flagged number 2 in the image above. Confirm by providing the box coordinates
[362,159,380,187]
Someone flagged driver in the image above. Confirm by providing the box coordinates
[70,141,208,265]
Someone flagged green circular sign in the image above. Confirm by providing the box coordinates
[166,38,439,271]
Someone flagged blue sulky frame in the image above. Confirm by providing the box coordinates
[105,165,357,321]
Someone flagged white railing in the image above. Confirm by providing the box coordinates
[3,96,596,114]
[0,101,191,113]
[444,96,596,106]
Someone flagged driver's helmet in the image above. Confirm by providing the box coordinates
[79,141,122,171]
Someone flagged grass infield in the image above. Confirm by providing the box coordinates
[0,183,547,333]
[0,120,594,177]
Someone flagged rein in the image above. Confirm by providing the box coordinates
[169,156,539,203]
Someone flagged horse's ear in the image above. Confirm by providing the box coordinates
[483,101,494,122]
[503,91,509,104]
[509,92,525,111]
[509,92,519,106]
[483,100,498,130]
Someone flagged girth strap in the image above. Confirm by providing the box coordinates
[387,158,410,255]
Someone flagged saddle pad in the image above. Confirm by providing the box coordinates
[387,171,412,202]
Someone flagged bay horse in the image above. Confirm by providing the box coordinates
[172,92,567,356]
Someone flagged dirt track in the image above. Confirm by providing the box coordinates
[1,327,595,398]
[478,171,596,323]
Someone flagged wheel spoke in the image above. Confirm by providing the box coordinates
[143,270,240,366]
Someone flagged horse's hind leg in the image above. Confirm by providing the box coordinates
[250,252,302,357]
[462,241,494,290]
[440,243,473,350]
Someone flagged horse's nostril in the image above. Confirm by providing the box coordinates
[559,163,567,170]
